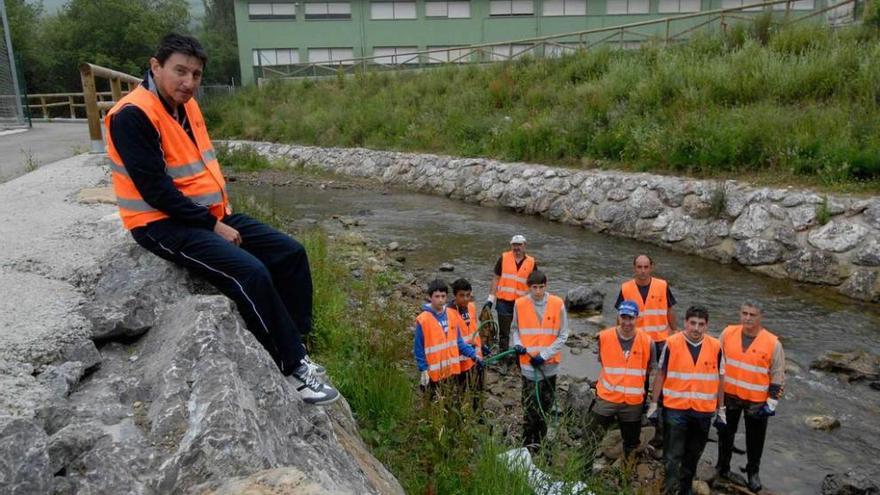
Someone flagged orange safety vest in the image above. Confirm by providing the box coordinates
[449,302,482,373]
[621,278,670,342]
[516,294,564,372]
[662,332,721,413]
[496,251,536,302]
[105,85,228,230]
[417,308,462,383]
[596,327,652,405]
[721,325,777,403]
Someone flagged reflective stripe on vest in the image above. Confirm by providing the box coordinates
[417,308,461,382]
[596,327,651,405]
[516,294,563,368]
[449,302,482,373]
[621,278,670,342]
[496,252,535,302]
[105,86,228,230]
[721,325,776,402]
[662,333,721,413]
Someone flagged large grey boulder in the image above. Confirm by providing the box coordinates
[838,270,880,302]
[565,285,605,313]
[811,350,880,382]
[783,249,844,285]
[854,238,880,266]
[0,417,51,494]
[734,239,783,266]
[821,471,879,495]
[730,204,773,240]
[808,221,870,253]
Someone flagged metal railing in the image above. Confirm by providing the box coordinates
[79,63,141,152]
[255,0,855,83]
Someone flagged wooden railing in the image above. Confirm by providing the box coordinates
[25,91,118,120]
[79,63,141,152]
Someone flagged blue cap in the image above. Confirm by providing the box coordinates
[618,300,639,317]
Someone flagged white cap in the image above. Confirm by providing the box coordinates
[510,234,527,244]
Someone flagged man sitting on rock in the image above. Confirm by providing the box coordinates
[105,33,338,405]
[593,300,656,459]
[414,279,481,397]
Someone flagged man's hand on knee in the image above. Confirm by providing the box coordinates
[214,220,242,245]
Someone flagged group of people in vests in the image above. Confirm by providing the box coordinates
[413,237,785,495]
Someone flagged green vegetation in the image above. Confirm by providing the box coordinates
[205,20,880,190]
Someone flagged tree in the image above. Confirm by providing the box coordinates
[4,0,48,94]
[198,0,239,84]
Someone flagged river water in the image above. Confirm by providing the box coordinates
[232,176,880,495]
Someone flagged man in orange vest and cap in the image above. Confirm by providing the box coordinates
[511,270,569,452]
[105,34,338,405]
[485,234,537,358]
[593,300,656,459]
[414,279,481,397]
[716,301,785,493]
[648,306,726,495]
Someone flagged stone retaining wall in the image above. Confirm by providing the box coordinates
[226,141,880,302]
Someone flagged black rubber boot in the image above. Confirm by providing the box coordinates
[747,471,762,493]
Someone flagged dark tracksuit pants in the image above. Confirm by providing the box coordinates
[496,300,514,351]
[716,397,769,476]
[132,213,312,375]
[664,408,712,495]
[522,374,556,450]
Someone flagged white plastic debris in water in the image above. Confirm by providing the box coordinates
[498,447,593,495]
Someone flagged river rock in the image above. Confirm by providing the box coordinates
[564,381,596,424]
[439,262,455,272]
[387,241,400,251]
[863,201,880,230]
[805,415,841,430]
[821,471,880,495]
[784,249,843,285]
[788,204,818,230]
[692,480,711,495]
[0,416,51,494]
[731,204,772,240]
[811,350,880,382]
[187,467,331,495]
[734,239,783,266]
[808,221,870,253]
[565,285,605,312]
[854,238,880,266]
[838,269,880,302]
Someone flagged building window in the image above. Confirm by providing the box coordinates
[543,0,586,15]
[426,46,472,63]
[371,1,417,19]
[373,47,420,64]
[305,2,352,19]
[545,42,582,57]
[248,2,296,19]
[772,0,814,10]
[606,0,649,14]
[489,44,534,61]
[658,0,700,12]
[253,48,300,66]
[425,1,471,18]
[490,0,534,16]
[308,47,355,64]
[721,0,764,10]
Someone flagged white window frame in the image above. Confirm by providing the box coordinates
[658,0,701,13]
[304,2,352,19]
[308,47,355,65]
[721,0,764,11]
[544,42,582,57]
[772,0,815,10]
[425,46,472,63]
[253,48,300,67]
[542,0,587,16]
[425,1,472,18]
[248,2,297,19]
[489,44,534,61]
[373,46,420,65]
[489,0,534,16]
[606,0,649,14]
[370,1,417,19]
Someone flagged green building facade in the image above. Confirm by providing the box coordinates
[233,0,824,85]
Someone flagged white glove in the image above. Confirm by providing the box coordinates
[646,402,659,420]
[419,371,430,387]
[766,398,778,413]
[715,406,727,426]
[487,295,496,304]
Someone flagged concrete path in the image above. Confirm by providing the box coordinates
[0,122,91,183]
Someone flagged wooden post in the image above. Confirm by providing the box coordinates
[79,65,104,153]
[110,77,122,102]
[40,96,47,119]
[665,18,671,45]
[619,28,625,49]
[68,95,76,119]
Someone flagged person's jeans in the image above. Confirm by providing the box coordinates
[716,397,769,475]
[664,408,712,495]
[131,214,312,375]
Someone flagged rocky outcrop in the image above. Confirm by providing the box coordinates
[811,350,880,382]
[821,472,880,495]
[224,141,880,303]
[0,155,403,495]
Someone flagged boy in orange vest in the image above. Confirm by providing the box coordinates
[511,270,569,452]
[715,301,785,493]
[593,300,656,459]
[648,306,726,495]
[448,278,489,390]
[413,279,481,396]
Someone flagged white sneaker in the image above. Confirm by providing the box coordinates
[290,364,339,405]
[302,354,326,376]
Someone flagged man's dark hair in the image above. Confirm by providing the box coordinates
[427,279,448,296]
[155,33,208,67]
[526,270,547,286]
[685,305,709,322]
[633,254,654,266]
[450,278,472,295]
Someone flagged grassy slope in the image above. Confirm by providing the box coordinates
[206,19,880,192]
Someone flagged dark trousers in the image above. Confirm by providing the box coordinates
[522,374,556,450]
[131,214,312,375]
[664,408,712,495]
[496,300,514,351]
[716,397,769,475]
[593,412,642,458]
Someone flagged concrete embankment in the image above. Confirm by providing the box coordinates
[0,154,403,494]
[225,140,880,303]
